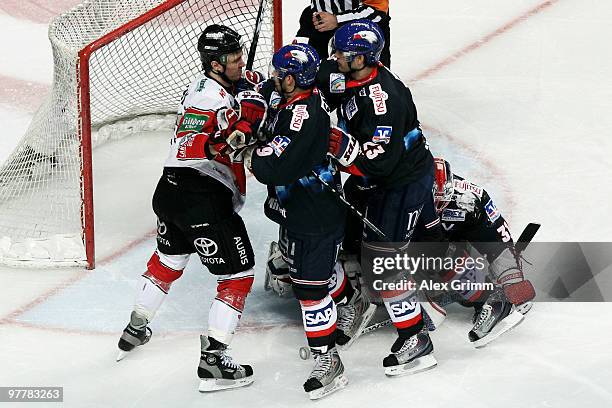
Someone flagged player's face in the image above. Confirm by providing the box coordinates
[334,50,351,73]
[224,50,245,83]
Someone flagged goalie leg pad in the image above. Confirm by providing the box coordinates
[265,241,293,297]
[208,269,254,345]
[503,280,536,305]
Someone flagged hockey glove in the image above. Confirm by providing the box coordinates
[208,108,254,155]
[236,70,266,92]
[236,90,267,134]
[328,126,360,167]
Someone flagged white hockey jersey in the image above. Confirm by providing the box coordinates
[165,72,246,211]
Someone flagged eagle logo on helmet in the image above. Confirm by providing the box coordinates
[353,30,378,44]
[285,49,309,63]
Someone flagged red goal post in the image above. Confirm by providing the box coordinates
[0,0,282,269]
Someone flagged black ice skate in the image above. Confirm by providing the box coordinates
[116,311,152,361]
[303,347,348,400]
[336,290,376,349]
[468,289,525,348]
[198,336,254,392]
[383,331,437,377]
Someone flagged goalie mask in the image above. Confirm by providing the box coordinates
[433,157,454,213]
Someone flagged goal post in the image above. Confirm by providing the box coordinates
[0,0,282,269]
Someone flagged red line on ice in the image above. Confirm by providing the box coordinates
[0,0,558,327]
[0,0,80,24]
[0,74,49,113]
[408,0,559,85]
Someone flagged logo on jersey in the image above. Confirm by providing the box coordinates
[389,299,418,319]
[269,135,291,157]
[290,104,309,131]
[484,199,500,222]
[454,180,483,197]
[157,220,167,236]
[330,73,346,93]
[234,236,249,265]
[442,208,466,222]
[270,91,282,109]
[372,126,392,144]
[368,83,388,115]
[194,237,218,256]
[177,110,210,135]
[303,299,336,336]
[345,96,358,120]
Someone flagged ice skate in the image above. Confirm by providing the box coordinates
[383,331,437,377]
[116,311,152,361]
[303,347,348,400]
[468,289,526,348]
[198,336,254,392]
[336,290,376,349]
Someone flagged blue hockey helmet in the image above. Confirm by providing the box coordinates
[270,43,320,88]
[332,19,384,65]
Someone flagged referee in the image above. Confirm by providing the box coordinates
[295,1,391,67]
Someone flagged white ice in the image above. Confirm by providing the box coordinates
[1,1,612,407]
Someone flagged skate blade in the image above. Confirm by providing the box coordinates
[516,302,533,315]
[384,354,437,377]
[198,377,254,392]
[338,303,377,350]
[116,350,129,362]
[308,374,348,400]
[472,310,525,348]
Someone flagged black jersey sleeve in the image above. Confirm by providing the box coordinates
[251,101,327,186]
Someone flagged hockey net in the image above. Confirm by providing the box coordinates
[0,0,281,268]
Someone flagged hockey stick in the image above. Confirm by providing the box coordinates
[246,0,266,70]
[310,170,388,240]
[356,222,542,336]
[515,222,540,252]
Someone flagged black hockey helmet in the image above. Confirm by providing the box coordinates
[198,24,243,72]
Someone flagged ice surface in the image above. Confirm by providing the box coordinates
[1,1,612,407]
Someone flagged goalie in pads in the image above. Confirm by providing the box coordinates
[116,25,267,392]
[430,158,536,348]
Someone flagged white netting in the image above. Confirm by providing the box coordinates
[0,0,276,267]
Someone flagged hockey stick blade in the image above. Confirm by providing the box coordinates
[515,222,540,252]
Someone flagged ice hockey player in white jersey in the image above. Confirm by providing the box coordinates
[116,24,267,392]
[431,158,536,347]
